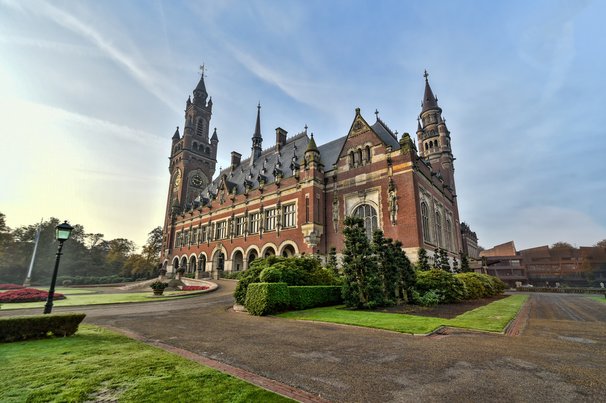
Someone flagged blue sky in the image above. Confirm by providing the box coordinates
[0,0,604,250]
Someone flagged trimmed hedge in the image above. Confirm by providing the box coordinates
[288,286,342,310]
[0,313,86,343]
[244,283,290,316]
[454,272,507,300]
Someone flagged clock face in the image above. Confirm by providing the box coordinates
[191,174,204,187]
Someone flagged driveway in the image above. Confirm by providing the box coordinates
[5,284,606,402]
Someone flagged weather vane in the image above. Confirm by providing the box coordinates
[199,64,207,77]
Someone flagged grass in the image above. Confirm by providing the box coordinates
[0,292,190,310]
[589,296,606,304]
[279,294,529,334]
[0,325,291,403]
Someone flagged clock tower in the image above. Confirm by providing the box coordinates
[163,69,218,254]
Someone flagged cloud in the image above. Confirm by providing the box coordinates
[3,1,180,114]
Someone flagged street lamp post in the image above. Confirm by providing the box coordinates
[43,221,74,314]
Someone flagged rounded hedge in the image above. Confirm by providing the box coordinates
[415,269,465,303]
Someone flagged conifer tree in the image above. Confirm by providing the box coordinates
[435,248,451,272]
[416,247,430,271]
[341,216,383,308]
[460,254,471,272]
[372,231,397,305]
[326,247,339,277]
[452,257,459,273]
[394,240,416,303]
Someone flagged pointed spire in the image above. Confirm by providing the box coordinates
[417,118,422,132]
[253,102,262,139]
[172,126,180,140]
[193,65,208,104]
[211,127,218,142]
[306,132,318,152]
[421,70,439,113]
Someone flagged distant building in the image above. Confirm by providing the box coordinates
[481,241,606,287]
[160,70,468,277]
[460,222,479,259]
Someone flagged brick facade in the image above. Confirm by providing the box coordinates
[160,72,465,277]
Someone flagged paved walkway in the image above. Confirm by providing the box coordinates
[5,284,606,402]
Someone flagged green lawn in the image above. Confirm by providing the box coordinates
[589,295,606,304]
[0,325,291,403]
[0,291,195,310]
[279,294,528,335]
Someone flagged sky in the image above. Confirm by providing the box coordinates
[1,0,605,251]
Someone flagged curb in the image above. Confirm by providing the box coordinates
[103,326,330,403]
[504,297,531,336]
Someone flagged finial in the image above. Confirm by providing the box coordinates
[199,64,206,77]
[375,109,379,120]
[311,132,314,139]
[257,101,261,110]
[304,124,308,133]
[424,69,429,81]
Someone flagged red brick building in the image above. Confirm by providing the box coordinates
[160,71,464,277]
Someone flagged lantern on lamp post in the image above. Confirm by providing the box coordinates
[43,221,74,314]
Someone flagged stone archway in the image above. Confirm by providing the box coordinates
[281,244,296,257]
[172,257,179,273]
[247,249,259,268]
[263,246,276,258]
[232,250,244,272]
[188,255,197,275]
[212,250,225,279]
[198,254,207,278]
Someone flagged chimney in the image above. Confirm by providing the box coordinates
[275,127,287,149]
[230,151,242,168]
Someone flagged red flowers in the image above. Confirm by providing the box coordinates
[181,285,209,291]
[0,284,25,290]
[0,288,66,303]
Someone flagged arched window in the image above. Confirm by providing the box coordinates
[365,145,371,163]
[445,219,452,251]
[357,149,363,165]
[196,119,205,137]
[349,151,355,167]
[353,204,378,238]
[421,202,430,242]
[435,211,442,247]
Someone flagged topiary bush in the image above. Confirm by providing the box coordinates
[0,313,86,342]
[288,286,343,310]
[244,282,290,316]
[415,269,465,303]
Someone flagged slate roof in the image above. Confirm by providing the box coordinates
[198,131,310,202]
[191,114,402,208]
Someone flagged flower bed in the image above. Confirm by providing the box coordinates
[0,288,66,303]
[181,285,209,291]
[0,284,25,290]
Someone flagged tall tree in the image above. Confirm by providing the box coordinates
[326,247,339,277]
[460,253,471,273]
[341,216,383,309]
[142,226,163,263]
[416,248,430,271]
[372,231,397,305]
[394,240,416,303]
[551,242,574,249]
[594,240,606,248]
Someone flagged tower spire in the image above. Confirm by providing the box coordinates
[421,70,439,113]
[250,103,263,164]
[193,65,208,104]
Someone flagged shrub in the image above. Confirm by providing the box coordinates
[221,272,241,280]
[455,272,487,300]
[259,266,285,283]
[0,313,86,343]
[288,286,343,310]
[62,280,73,287]
[0,288,66,303]
[244,282,289,316]
[415,269,465,303]
[181,285,209,291]
[150,281,168,291]
[412,290,441,307]
[0,284,25,290]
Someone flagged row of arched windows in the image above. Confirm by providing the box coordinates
[424,139,439,151]
[420,201,454,251]
[348,145,372,168]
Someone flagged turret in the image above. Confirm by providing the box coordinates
[250,103,263,165]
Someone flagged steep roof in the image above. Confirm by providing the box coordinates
[421,70,439,113]
[370,119,400,150]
